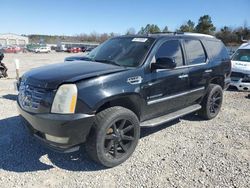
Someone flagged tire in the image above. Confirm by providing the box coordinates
[198,84,223,120]
[85,106,140,167]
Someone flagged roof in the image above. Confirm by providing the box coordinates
[120,32,217,41]
[239,42,250,49]
[148,32,216,39]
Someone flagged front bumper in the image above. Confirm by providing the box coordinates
[17,102,94,152]
[230,79,250,91]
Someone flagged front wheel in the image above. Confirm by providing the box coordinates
[198,84,223,120]
[85,106,140,167]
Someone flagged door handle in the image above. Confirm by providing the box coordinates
[205,69,212,73]
[178,74,189,79]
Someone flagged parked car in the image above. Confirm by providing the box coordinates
[230,41,250,91]
[67,47,82,53]
[26,44,41,52]
[34,46,51,53]
[85,46,95,52]
[81,46,87,52]
[17,33,231,167]
[3,46,23,53]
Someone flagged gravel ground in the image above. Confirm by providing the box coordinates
[0,53,250,188]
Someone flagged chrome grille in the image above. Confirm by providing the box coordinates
[18,81,46,112]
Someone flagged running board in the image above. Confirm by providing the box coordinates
[140,104,201,127]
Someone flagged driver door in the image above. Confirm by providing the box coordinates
[142,39,190,121]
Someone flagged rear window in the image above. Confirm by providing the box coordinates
[184,40,206,65]
[204,40,229,61]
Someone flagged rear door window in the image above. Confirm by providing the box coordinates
[184,40,206,65]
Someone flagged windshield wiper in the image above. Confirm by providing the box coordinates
[94,59,122,67]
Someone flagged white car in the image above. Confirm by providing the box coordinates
[230,42,250,91]
[34,46,51,53]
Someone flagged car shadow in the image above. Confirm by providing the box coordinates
[0,94,17,101]
[227,86,238,92]
[227,86,250,98]
[245,94,250,99]
[0,115,105,172]
[0,114,195,173]
[140,119,179,138]
[181,113,207,122]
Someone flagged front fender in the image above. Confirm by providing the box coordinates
[76,70,145,116]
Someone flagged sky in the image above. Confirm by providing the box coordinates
[1,0,249,35]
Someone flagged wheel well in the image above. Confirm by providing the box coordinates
[96,97,141,120]
[210,77,224,88]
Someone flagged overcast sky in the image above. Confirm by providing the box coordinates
[1,0,249,35]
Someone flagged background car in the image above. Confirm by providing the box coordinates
[66,47,82,53]
[34,46,51,53]
[3,46,23,53]
[230,41,250,91]
[81,46,87,52]
[85,46,95,52]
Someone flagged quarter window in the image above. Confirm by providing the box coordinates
[155,40,184,67]
[205,40,229,61]
[184,40,206,65]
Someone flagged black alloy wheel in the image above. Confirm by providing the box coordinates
[85,106,140,167]
[198,84,223,120]
[104,119,136,159]
[209,90,222,116]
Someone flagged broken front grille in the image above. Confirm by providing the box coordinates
[18,81,46,112]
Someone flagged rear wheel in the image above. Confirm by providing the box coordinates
[198,84,223,120]
[85,106,140,167]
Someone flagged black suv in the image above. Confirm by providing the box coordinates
[18,33,231,167]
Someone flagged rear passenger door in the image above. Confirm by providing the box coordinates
[183,39,211,106]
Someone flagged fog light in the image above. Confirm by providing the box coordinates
[45,134,69,144]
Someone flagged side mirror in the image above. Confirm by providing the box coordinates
[151,57,176,70]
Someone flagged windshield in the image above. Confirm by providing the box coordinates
[86,37,155,67]
[232,49,250,63]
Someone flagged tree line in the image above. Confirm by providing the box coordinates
[27,15,249,46]
[136,15,250,45]
[27,32,118,44]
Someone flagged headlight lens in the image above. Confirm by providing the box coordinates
[51,84,77,114]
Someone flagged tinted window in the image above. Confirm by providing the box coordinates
[155,40,184,67]
[204,40,229,61]
[184,40,206,65]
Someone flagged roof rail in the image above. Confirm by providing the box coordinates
[183,32,215,38]
[149,32,215,38]
[152,31,184,34]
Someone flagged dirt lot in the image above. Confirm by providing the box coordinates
[0,53,249,188]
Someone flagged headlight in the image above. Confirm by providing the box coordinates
[51,84,77,114]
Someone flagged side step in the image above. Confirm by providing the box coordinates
[140,104,201,127]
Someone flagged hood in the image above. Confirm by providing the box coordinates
[22,61,126,89]
[231,60,250,74]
